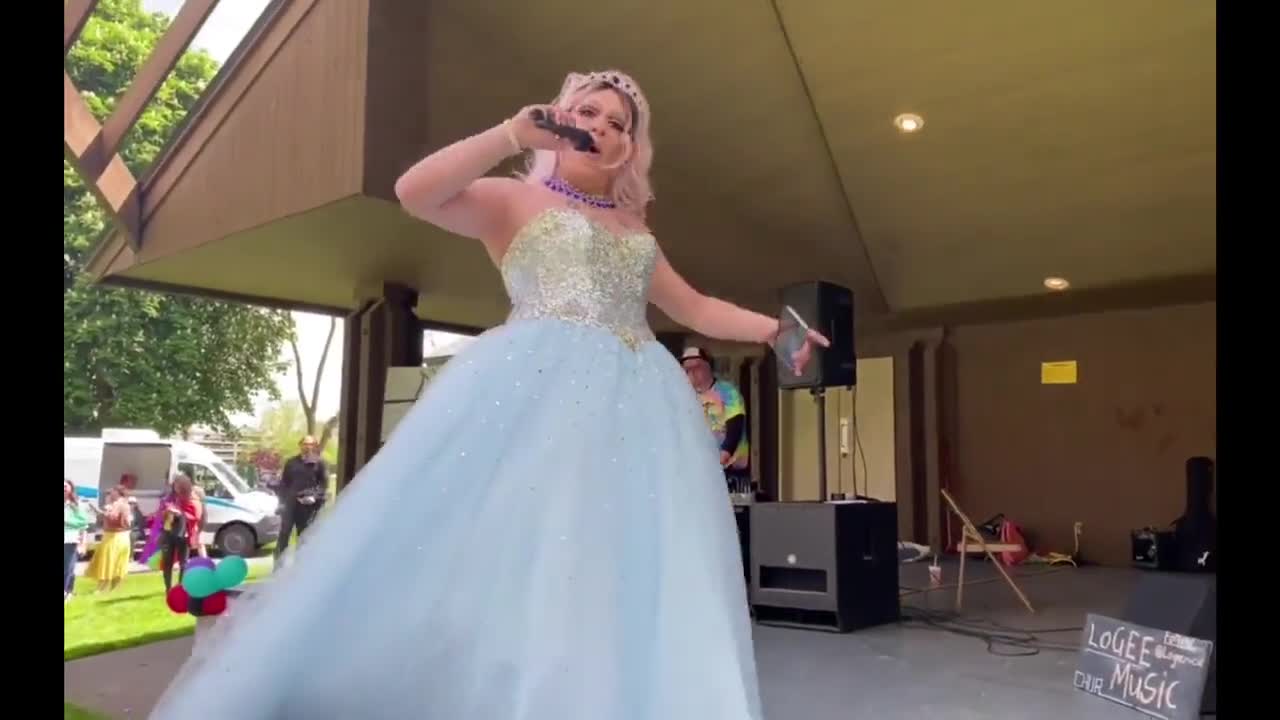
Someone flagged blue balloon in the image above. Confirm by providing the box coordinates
[214,555,249,589]
[182,567,219,599]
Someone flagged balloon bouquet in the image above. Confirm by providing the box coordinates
[138,502,251,618]
[163,555,250,617]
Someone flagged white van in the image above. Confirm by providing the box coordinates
[64,429,281,557]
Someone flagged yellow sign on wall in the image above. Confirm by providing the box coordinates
[1041,361,1078,384]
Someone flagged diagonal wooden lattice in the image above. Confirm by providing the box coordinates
[64,0,220,250]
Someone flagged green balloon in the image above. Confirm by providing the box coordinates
[215,555,249,589]
[182,567,219,599]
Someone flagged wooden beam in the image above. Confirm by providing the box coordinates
[863,276,1217,332]
[64,0,99,58]
[63,72,105,178]
[100,275,352,317]
[100,0,220,160]
[97,156,141,242]
[419,318,487,336]
[82,230,127,280]
[64,72,140,245]
[66,2,220,249]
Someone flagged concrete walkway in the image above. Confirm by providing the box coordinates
[65,558,271,718]
[65,636,193,718]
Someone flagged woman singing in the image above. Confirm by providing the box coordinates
[150,70,826,720]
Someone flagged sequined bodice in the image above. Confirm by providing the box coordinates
[501,208,658,350]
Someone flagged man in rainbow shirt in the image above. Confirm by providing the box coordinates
[680,347,751,494]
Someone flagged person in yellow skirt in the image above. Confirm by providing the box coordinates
[85,487,133,593]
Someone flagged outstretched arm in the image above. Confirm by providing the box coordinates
[649,250,830,372]
[649,252,778,344]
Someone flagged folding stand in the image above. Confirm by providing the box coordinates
[941,488,1035,614]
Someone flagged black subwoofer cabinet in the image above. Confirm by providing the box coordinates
[749,501,900,632]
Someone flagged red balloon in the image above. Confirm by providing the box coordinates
[202,590,228,616]
[166,585,190,614]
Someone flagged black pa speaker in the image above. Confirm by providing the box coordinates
[749,501,899,632]
[1119,572,1216,715]
[777,281,855,389]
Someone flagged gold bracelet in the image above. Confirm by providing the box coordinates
[502,119,523,154]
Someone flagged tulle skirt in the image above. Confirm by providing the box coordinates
[86,530,131,583]
[149,317,763,719]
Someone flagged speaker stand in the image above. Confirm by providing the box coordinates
[812,387,828,501]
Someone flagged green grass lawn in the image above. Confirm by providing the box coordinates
[64,701,110,720]
[64,561,269,661]
[65,489,337,718]
[66,486,335,661]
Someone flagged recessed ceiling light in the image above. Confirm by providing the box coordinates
[1044,277,1070,291]
[893,113,924,133]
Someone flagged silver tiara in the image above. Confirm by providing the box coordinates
[563,70,648,119]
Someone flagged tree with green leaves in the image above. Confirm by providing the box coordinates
[65,0,294,437]
[254,399,340,468]
[288,316,340,451]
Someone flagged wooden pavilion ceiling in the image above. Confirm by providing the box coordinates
[71,1,1216,330]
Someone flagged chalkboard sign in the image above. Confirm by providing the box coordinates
[1073,613,1214,720]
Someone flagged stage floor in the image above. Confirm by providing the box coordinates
[754,560,1151,719]
[66,561,1162,719]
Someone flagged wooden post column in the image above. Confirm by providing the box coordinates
[920,333,946,553]
[847,328,944,549]
[655,331,689,360]
[337,283,423,491]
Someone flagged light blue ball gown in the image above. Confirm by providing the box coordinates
[148,207,764,719]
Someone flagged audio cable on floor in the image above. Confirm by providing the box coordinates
[900,606,1083,657]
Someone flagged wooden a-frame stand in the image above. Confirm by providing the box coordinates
[941,489,1035,614]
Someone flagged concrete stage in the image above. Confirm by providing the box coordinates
[755,561,1155,719]
[65,561,1169,719]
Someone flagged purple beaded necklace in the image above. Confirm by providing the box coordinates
[542,176,616,210]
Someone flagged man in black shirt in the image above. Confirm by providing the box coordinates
[272,435,329,568]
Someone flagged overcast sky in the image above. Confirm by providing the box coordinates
[139,0,471,429]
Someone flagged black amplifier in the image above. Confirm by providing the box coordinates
[1130,528,1177,570]
[750,501,899,632]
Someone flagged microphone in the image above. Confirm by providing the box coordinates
[528,109,598,153]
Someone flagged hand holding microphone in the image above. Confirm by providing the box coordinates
[507,105,598,154]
